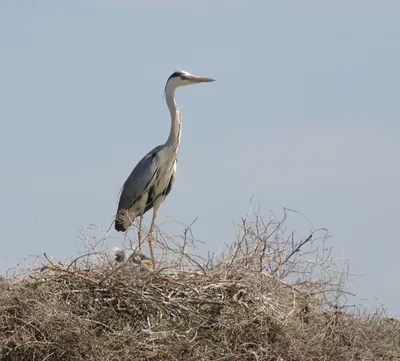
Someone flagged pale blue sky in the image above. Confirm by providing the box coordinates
[1,1,399,315]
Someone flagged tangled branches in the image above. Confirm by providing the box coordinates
[0,208,399,361]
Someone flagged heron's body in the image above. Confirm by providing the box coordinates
[115,144,177,231]
[114,70,214,267]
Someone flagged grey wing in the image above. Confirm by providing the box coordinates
[117,145,163,212]
[142,160,176,215]
[164,166,176,197]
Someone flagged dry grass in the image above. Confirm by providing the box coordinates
[1,208,399,361]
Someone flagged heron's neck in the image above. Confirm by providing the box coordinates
[165,88,182,152]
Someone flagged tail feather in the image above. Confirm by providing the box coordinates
[115,209,135,232]
[115,219,128,232]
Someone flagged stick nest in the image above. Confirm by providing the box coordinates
[1,209,399,361]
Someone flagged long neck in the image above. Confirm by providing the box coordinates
[165,86,182,152]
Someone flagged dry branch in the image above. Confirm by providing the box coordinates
[0,208,399,361]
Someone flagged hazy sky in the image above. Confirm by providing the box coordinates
[1,1,399,316]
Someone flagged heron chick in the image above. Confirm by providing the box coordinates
[113,247,152,270]
[114,70,215,268]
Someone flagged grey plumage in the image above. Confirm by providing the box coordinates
[114,247,150,265]
[114,70,215,267]
[115,145,176,232]
[113,247,152,272]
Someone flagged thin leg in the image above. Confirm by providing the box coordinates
[148,198,163,269]
[148,212,157,269]
[138,214,144,251]
[137,193,149,252]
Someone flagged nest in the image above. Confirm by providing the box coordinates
[1,209,399,361]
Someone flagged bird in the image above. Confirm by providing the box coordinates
[114,70,215,268]
[113,247,152,271]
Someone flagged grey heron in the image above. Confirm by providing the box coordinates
[114,70,215,267]
[113,247,152,271]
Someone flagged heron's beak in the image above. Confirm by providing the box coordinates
[186,75,215,83]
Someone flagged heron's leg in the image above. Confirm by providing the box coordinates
[148,211,157,269]
[137,193,149,251]
[138,213,144,251]
[148,197,163,269]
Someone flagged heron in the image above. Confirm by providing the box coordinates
[114,70,215,267]
[113,247,152,271]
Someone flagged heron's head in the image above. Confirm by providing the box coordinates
[113,247,126,262]
[164,70,215,93]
